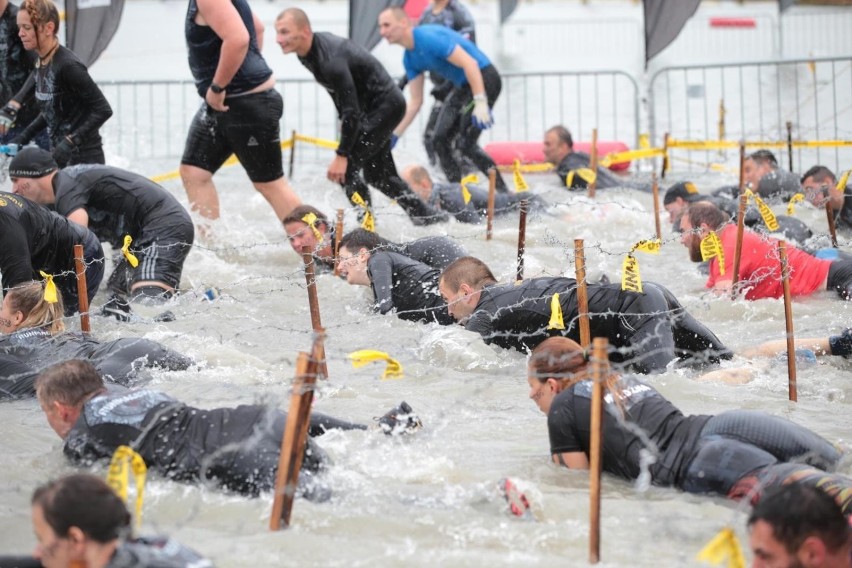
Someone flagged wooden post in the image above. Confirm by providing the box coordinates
[732,142,748,300]
[651,172,662,241]
[269,333,324,530]
[588,337,608,564]
[73,244,91,333]
[516,199,528,281]
[778,242,797,402]
[660,132,670,180]
[826,201,839,248]
[718,99,726,141]
[288,130,297,180]
[574,239,591,348]
[786,121,794,172]
[587,128,598,198]
[333,208,344,277]
[301,246,328,379]
[486,168,496,241]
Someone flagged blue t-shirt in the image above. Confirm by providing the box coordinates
[403,25,491,87]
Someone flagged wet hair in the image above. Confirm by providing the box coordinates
[801,165,836,185]
[748,484,851,555]
[406,165,432,186]
[282,204,330,231]
[32,474,131,543]
[685,201,730,233]
[4,280,65,334]
[22,0,60,37]
[546,125,573,149]
[528,337,623,403]
[439,256,497,293]
[339,228,394,254]
[35,359,104,407]
[747,149,778,169]
[277,7,311,30]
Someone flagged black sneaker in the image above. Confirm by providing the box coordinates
[376,401,422,436]
[101,294,133,322]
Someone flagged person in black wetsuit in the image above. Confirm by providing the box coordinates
[275,8,445,226]
[0,192,103,316]
[7,0,112,166]
[802,165,852,234]
[438,256,731,373]
[338,230,454,325]
[743,149,801,202]
[543,125,650,191]
[339,228,467,272]
[9,147,195,316]
[527,336,852,514]
[36,360,420,498]
[402,164,547,224]
[2,473,213,568]
[181,0,300,228]
[0,281,193,399]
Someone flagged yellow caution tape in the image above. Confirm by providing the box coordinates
[294,133,339,150]
[513,159,529,192]
[787,193,805,216]
[39,271,58,304]
[700,232,726,275]
[460,174,478,204]
[669,138,852,151]
[621,254,642,293]
[747,190,779,232]
[301,212,323,241]
[106,445,147,529]
[696,527,746,568]
[631,239,662,254]
[350,192,375,232]
[836,169,851,192]
[638,133,650,149]
[347,350,403,380]
[547,293,565,330]
[599,147,665,168]
[566,168,596,189]
[121,235,140,268]
[496,162,554,174]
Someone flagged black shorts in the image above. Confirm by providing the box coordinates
[113,222,194,291]
[181,88,284,183]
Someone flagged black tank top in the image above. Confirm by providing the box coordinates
[185,0,271,97]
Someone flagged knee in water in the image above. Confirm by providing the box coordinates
[130,285,174,305]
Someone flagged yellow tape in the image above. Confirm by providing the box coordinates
[547,293,565,330]
[599,147,665,168]
[460,174,478,204]
[621,254,642,293]
[301,212,323,241]
[566,168,596,188]
[836,169,851,192]
[294,134,339,150]
[631,239,661,254]
[350,192,374,232]
[787,193,805,215]
[39,271,58,304]
[669,138,852,151]
[347,350,403,379]
[106,446,147,529]
[496,162,554,173]
[696,527,746,568]
[512,159,529,192]
[121,235,140,268]
[700,232,726,275]
[750,192,779,232]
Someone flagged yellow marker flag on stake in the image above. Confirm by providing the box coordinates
[696,527,746,568]
[700,232,726,275]
[621,254,642,293]
[106,446,147,529]
[547,293,565,330]
[460,173,478,204]
[350,192,375,232]
[566,168,596,189]
[512,159,529,192]
[787,193,805,216]
[347,350,404,380]
[749,192,779,232]
[39,271,58,304]
[301,212,323,242]
[121,235,139,268]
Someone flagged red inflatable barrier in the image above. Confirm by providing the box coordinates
[484,141,632,172]
[709,17,756,28]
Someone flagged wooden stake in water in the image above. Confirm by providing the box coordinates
[333,208,344,277]
[732,142,748,300]
[826,201,839,248]
[269,332,324,529]
[660,132,670,180]
[288,130,297,179]
[302,246,328,379]
[516,199,528,281]
[786,121,794,172]
[588,128,598,198]
[73,244,91,333]
[574,239,591,347]
[651,172,662,240]
[486,168,497,241]
[778,242,798,402]
[589,337,608,564]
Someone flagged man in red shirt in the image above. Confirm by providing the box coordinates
[679,202,852,300]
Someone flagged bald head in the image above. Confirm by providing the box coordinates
[276,8,314,56]
[277,7,311,30]
[378,7,413,47]
[401,164,433,201]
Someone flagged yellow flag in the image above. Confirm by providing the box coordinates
[621,254,643,293]
[696,527,746,568]
[836,169,851,192]
[348,350,404,380]
[787,193,805,216]
[566,168,596,189]
[106,446,147,529]
[513,159,529,192]
[460,174,478,204]
[300,212,323,242]
[632,239,661,254]
[547,293,565,330]
[751,193,779,232]
[700,232,726,275]
[121,235,139,268]
[638,133,650,149]
[351,192,375,232]
[39,271,58,304]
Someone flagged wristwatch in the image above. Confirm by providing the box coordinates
[210,82,227,94]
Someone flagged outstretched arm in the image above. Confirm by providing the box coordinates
[552,451,590,469]
[740,337,832,358]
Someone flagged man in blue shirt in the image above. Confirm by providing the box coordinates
[378,7,508,192]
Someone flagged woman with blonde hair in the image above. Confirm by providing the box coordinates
[527,337,851,512]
